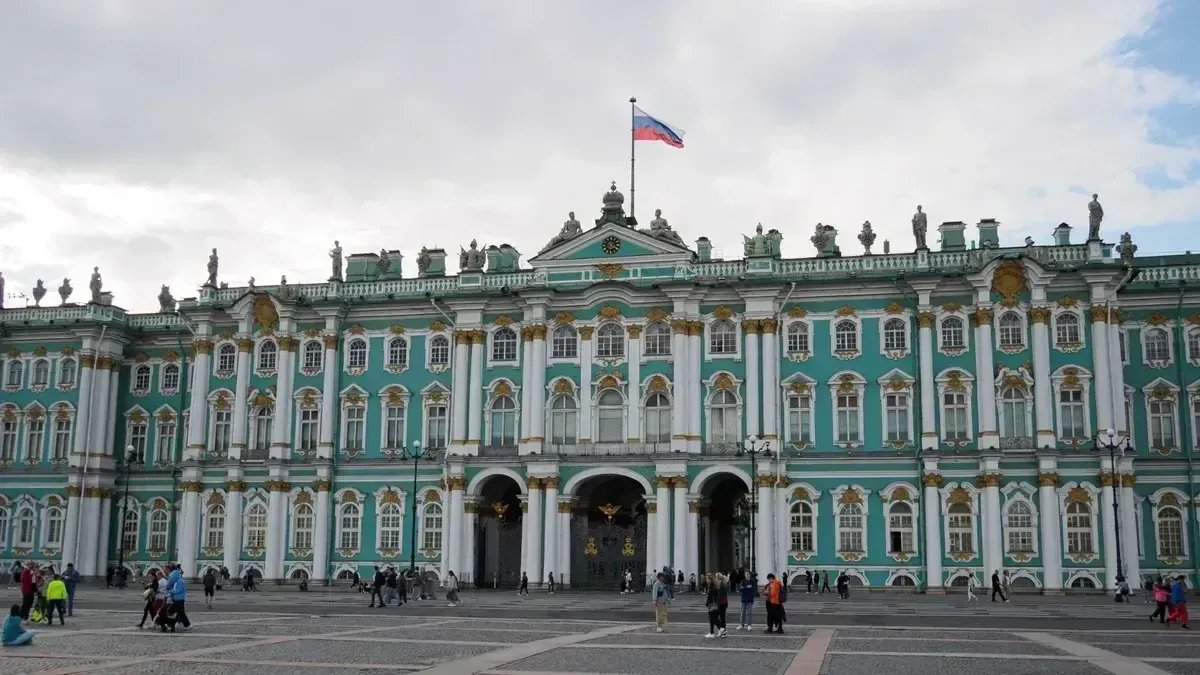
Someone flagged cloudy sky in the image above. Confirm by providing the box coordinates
[1,0,1198,312]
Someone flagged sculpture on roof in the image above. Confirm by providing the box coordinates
[744,223,770,257]
[540,212,583,253]
[89,267,103,303]
[377,249,390,276]
[912,206,928,250]
[858,221,876,255]
[417,247,432,275]
[32,279,46,307]
[1118,231,1137,264]
[1088,193,1103,241]
[58,278,72,305]
[460,239,486,272]
[647,208,685,246]
[329,240,343,281]
[206,248,219,287]
[0,271,4,309]
[596,182,629,227]
[158,285,175,312]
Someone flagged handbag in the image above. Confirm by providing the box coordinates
[706,602,718,613]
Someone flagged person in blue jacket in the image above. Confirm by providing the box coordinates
[737,570,757,630]
[166,565,191,631]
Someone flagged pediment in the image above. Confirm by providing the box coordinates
[529,223,693,269]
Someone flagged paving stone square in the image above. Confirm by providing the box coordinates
[819,654,1111,675]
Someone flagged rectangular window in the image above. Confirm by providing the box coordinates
[212,410,232,454]
[836,394,860,443]
[128,422,147,458]
[787,395,812,444]
[205,511,225,549]
[53,419,72,460]
[889,514,913,552]
[943,392,969,440]
[598,407,623,443]
[25,418,45,462]
[426,405,448,448]
[1149,401,1176,448]
[1,421,16,461]
[1059,389,1086,439]
[644,405,669,444]
[299,409,320,451]
[385,405,406,448]
[156,421,176,463]
[344,407,364,450]
[884,393,909,442]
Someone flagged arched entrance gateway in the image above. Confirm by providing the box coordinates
[569,475,648,590]
[697,471,752,573]
[473,474,524,588]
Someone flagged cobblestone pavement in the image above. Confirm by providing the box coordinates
[2,591,1197,674]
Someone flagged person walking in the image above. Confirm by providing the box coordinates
[625,570,634,595]
[1151,578,1170,624]
[966,573,978,602]
[168,565,191,631]
[446,571,460,607]
[202,568,217,609]
[3,604,35,646]
[764,573,784,634]
[62,563,80,617]
[737,570,756,630]
[519,572,529,596]
[821,570,832,594]
[105,567,114,589]
[385,568,399,606]
[43,574,67,626]
[397,570,409,605]
[805,569,813,594]
[1168,576,1190,629]
[136,571,160,628]
[651,572,670,633]
[369,566,386,608]
[991,570,1008,603]
[153,569,171,631]
[18,562,36,621]
[704,573,721,638]
[1003,570,1013,601]
[547,572,555,595]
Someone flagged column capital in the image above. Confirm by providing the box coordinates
[238,337,257,352]
[225,480,247,492]
[755,475,776,488]
[321,335,339,350]
[687,320,704,336]
[669,319,689,333]
[532,324,548,340]
[687,500,702,513]
[1028,306,1051,324]
[760,318,778,334]
[525,476,543,489]
[311,479,332,492]
[922,472,944,488]
[975,472,1003,488]
[654,475,672,489]
[471,330,487,345]
[179,480,205,493]
[578,326,594,340]
[1120,473,1136,487]
[66,485,82,498]
[627,324,643,338]
[742,319,762,335]
[646,501,657,514]
[80,354,96,368]
[447,476,467,491]
[265,479,292,492]
[542,475,560,489]
[464,501,478,513]
[1036,472,1061,487]
[917,312,936,328]
[1089,305,1111,323]
[970,308,994,327]
[1097,471,1117,487]
[521,326,535,342]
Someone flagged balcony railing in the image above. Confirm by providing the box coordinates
[546,442,676,457]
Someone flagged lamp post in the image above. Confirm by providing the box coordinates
[402,440,439,575]
[738,435,771,573]
[1095,428,1131,588]
[116,444,142,576]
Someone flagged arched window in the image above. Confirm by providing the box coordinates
[888,502,914,553]
[1157,506,1184,558]
[1189,328,1200,362]
[786,392,813,445]
[1145,328,1170,362]
[161,363,180,392]
[204,505,225,549]
[52,415,72,461]
[1,416,16,461]
[883,318,907,352]
[596,390,624,443]
[947,502,974,554]
[489,394,517,446]
[644,322,671,356]
[58,358,76,387]
[245,503,268,550]
[303,341,323,371]
[1065,502,1093,554]
[127,415,148,457]
[378,502,403,551]
[1055,313,1081,346]
[148,509,169,551]
[386,337,408,368]
[32,360,49,387]
[251,407,272,457]
[549,394,578,445]
[14,507,35,547]
[596,323,625,358]
[834,320,858,352]
[786,322,810,355]
[132,365,151,392]
[1149,399,1177,449]
[218,343,237,372]
[1005,501,1035,553]
[1000,387,1028,438]
[1070,576,1097,589]
[491,328,517,362]
[338,502,361,550]
[551,326,578,359]
[422,503,443,551]
[998,312,1024,349]
[644,392,671,444]
[941,317,965,349]
[122,508,140,551]
[708,389,739,443]
[257,341,278,371]
[891,575,916,587]
[347,339,368,369]
[42,506,64,548]
[428,335,450,367]
[838,503,864,552]
[790,502,814,553]
[709,319,737,355]
[5,360,23,388]
[292,503,313,550]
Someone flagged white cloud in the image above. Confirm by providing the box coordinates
[0,0,1196,312]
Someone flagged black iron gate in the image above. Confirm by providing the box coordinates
[570,507,647,590]
[477,502,522,588]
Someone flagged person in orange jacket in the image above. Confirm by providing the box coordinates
[763,573,785,634]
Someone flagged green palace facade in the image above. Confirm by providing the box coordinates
[2,184,1199,593]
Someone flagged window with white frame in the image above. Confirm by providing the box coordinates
[422,503,443,550]
[709,319,737,355]
[128,416,148,458]
[550,394,578,444]
[251,407,272,456]
[343,404,365,451]
[596,323,625,358]
[1157,506,1185,558]
[58,358,76,387]
[257,341,277,372]
[790,502,814,552]
[489,394,517,446]
[999,386,1029,439]
[1193,397,1200,446]
[1145,328,1171,363]
[551,326,578,359]
[384,403,406,449]
[386,337,408,369]
[293,503,314,549]
[998,311,1025,349]
[338,502,361,549]
[347,338,368,369]
[1005,500,1035,553]
[1119,330,1128,363]
[5,360,23,388]
[133,365,151,392]
[708,389,739,443]
[122,508,140,551]
[596,390,624,443]
[786,321,810,355]
[204,505,225,549]
[42,506,64,548]
[298,408,319,452]
[217,343,237,373]
[32,360,49,387]
[835,391,861,444]
[0,418,16,461]
[883,318,907,352]
[0,507,8,548]
[428,335,450,367]
[24,414,44,462]
[245,503,267,549]
[1065,502,1093,554]
[155,416,176,463]
[1055,313,1081,346]
[52,415,71,461]
[148,509,169,551]
[941,316,965,349]
[1189,328,1200,362]
[837,503,864,552]
[787,393,813,445]
[644,393,670,443]
[888,502,914,553]
[947,502,974,554]
[161,363,180,392]
[1059,388,1087,439]
[378,502,402,550]
[491,328,518,362]
[834,320,857,352]
[303,341,323,371]
[884,392,910,443]
[942,391,970,441]
[13,506,34,547]
[425,402,448,448]
[212,409,232,455]
[1149,399,1177,449]
[644,322,671,356]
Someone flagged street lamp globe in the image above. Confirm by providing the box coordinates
[125,444,136,461]
[1106,428,1116,441]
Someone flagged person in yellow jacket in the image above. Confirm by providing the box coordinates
[44,574,67,626]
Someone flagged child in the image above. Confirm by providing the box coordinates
[3,604,35,646]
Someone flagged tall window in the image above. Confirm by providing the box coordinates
[303,341,323,371]
[245,504,268,549]
[384,404,406,449]
[644,393,671,444]
[1149,400,1176,448]
[644,322,671,356]
[213,410,232,455]
[156,418,176,463]
[1065,502,1093,554]
[378,503,402,550]
[205,506,225,549]
[387,337,408,368]
[596,323,625,358]
[1055,313,1081,346]
[1119,331,1128,362]
[943,391,969,440]
[1145,329,1170,362]
[1157,507,1184,557]
[24,416,45,462]
[549,395,578,445]
[884,392,909,442]
[941,317,965,349]
[425,404,448,448]
[883,318,907,352]
[491,328,517,362]
[551,326,578,359]
[836,392,860,443]
[888,502,914,553]
[834,320,857,352]
[1189,328,1200,361]
[1059,389,1086,439]
[338,502,361,549]
[709,390,739,443]
[132,365,151,392]
[786,322,810,355]
[347,339,368,369]
[1005,501,1035,553]
[292,504,314,550]
[947,503,974,554]
[257,341,277,371]
[5,360,22,388]
[14,507,35,547]
[148,510,169,551]
[1000,387,1028,438]
[52,416,71,460]
[217,343,237,372]
[790,502,814,552]
[43,507,64,548]
[422,503,443,550]
[709,320,737,355]
[597,390,624,443]
[0,419,16,461]
[428,335,450,366]
[32,360,49,387]
[998,312,1024,349]
[838,503,864,552]
[344,405,365,451]
[58,359,76,387]
[787,393,812,445]
[299,408,320,451]
[489,395,517,446]
[128,418,148,458]
[122,509,141,551]
[251,407,272,455]
[161,363,179,392]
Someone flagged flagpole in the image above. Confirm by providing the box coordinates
[629,96,637,222]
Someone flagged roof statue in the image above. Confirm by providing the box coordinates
[329,240,343,281]
[811,223,840,257]
[540,212,583,253]
[206,248,219,287]
[596,181,629,227]
[857,221,876,255]
[377,249,390,276]
[32,279,46,307]
[158,285,175,313]
[460,239,486,272]
[58,278,72,305]
[1119,231,1137,263]
[912,206,928,250]
[744,223,770,257]
[646,208,685,246]
[1088,193,1103,241]
[417,247,432,275]
[89,267,103,303]
[0,271,4,309]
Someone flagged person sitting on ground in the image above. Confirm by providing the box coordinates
[3,604,35,646]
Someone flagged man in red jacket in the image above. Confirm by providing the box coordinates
[19,562,37,620]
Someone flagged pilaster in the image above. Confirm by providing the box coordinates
[1036,455,1063,593]
[230,337,253,459]
[451,330,471,448]
[318,334,339,459]
[672,476,688,571]
[755,474,775,574]
[224,471,246,575]
[670,319,688,452]
[627,326,642,442]
[921,465,944,592]
[971,308,998,449]
[1098,464,1119,590]
[264,473,290,580]
[1029,307,1056,448]
[686,321,703,453]
[655,475,672,571]
[524,476,544,584]
[466,330,485,447]
[312,474,332,582]
[760,319,779,441]
[578,327,594,443]
[977,457,1003,578]
[744,320,761,437]
[541,475,559,584]
[186,336,214,462]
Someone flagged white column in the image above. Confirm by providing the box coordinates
[520,330,534,447]
[672,480,687,572]
[519,496,529,578]
[761,321,779,440]
[88,360,112,458]
[467,331,484,445]
[1108,319,1128,433]
[451,331,471,446]
[1100,471,1119,590]
[646,501,658,582]
[178,481,202,578]
[685,498,700,578]
[265,480,288,580]
[1030,309,1056,448]
[542,477,559,583]
[224,476,244,575]
[61,488,82,569]
[628,328,642,442]
[318,335,338,459]
[775,479,789,575]
[312,479,330,582]
[981,475,1003,579]
[104,361,119,456]
[558,502,571,587]
[270,339,296,460]
[670,321,688,451]
[1119,468,1140,585]
[687,322,702,452]
[923,475,944,590]
[447,478,465,579]
[656,477,671,574]
[1091,312,1113,434]
[185,340,214,461]
[69,355,95,462]
[745,321,761,438]
[230,339,253,459]
[525,478,543,584]
[95,493,112,574]
[76,493,99,576]
[755,478,775,574]
[463,502,478,585]
[1037,464,1062,592]
[918,312,938,450]
[530,326,547,449]
[578,328,594,442]
[973,310,998,449]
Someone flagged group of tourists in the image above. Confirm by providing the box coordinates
[2,560,81,647]
[355,566,458,607]
[1148,575,1190,629]
[134,563,191,632]
[650,566,793,636]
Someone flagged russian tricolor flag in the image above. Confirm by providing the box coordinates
[633,106,685,148]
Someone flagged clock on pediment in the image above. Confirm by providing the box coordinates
[601,236,622,255]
